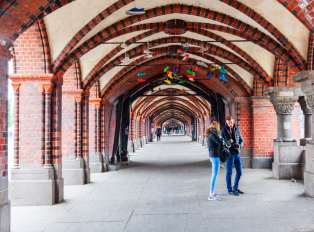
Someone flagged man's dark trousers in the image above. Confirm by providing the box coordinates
[157,134,161,141]
[226,152,242,191]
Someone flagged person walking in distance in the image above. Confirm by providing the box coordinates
[205,121,230,201]
[156,126,162,141]
[220,116,244,196]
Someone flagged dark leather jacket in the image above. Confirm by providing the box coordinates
[205,129,228,158]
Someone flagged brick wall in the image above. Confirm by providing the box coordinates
[109,104,116,160]
[0,57,8,178]
[13,21,51,74]
[234,97,254,150]
[61,63,82,158]
[19,81,45,166]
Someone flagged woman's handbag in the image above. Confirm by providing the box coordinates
[211,130,231,163]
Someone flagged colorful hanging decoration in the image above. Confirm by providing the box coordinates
[164,79,171,84]
[187,70,195,75]
[138,78,145,82]
[181,89,186,92]
[210,66,219,71]
[182,54,189,61]
[121,42,128,49]
[137,72,146,76]
[220,66,228,74]
[179,80,185,84]
[126,0,145,15]
[167,70,173,79]
[177,49,186,54]
[220,73,228,81]
[164,66,170,72]
[187,74,195,79]
[194,65,199,73]
[183,43,189,52]
[206,70,213,78]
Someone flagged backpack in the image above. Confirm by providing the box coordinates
[211,130,231,163]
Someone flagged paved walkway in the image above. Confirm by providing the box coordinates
[11,135,314,232]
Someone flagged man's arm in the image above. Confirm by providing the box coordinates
[238,129,244,147]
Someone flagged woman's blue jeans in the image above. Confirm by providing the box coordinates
[209,157,220,194]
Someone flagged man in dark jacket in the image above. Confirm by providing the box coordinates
[156,126,162,141]
[220,116,244,196]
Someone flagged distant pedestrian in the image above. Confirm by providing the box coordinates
[220,116,244,196]
[156,126,161,141]
[205,121,230,201]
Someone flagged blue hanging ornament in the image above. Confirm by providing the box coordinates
[206,71,213,78]
[220,73,228,81]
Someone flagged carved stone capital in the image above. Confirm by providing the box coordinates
[292,70,314,109]
[298,96,313,115]
[264,86,302,115]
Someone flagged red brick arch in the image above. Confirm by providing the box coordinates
[142,97,204,117]
[133,88,211,116]
[52,3,306,75]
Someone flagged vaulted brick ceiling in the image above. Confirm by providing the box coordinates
[4,0,312,119]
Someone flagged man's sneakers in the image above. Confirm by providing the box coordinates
[208,194,221,201]
[235,189,244,194]
[228,190,239,196]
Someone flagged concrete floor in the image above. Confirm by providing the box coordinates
[11,135,314,232]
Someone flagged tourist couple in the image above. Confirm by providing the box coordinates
[206,116,244,201]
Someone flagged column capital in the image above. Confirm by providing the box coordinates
[90,98,102,109]
[83,90,90,97]
[264,86,302,114]
[292,70,314,108]
[42,83,54,92]
[75,96,83,103]
[11,83,20,92]
[298,96,312,115]
[9,73,56,84]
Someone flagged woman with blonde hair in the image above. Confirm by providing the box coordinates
[205,120,230,201]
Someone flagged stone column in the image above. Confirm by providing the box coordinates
[89,98,103,173]
[264,86,303,180]
[12,85,20,169]
[9,74,62,205]
[293,71,314,196]
[298,96,313,146]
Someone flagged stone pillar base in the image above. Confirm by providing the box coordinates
[9,168,62,206]
[128,140,134,153]
[0,200,10,232]
[272,141,302,180]
[90,152,104,173]
[300,138,311,146]
[0,176,10,232]
[108,163,122,171]
[83,156,90,184]
[10,179,56,206]
[133,139,138,150]
[252,157,273,169]
[62,158,85,185]
[304,171,314,197]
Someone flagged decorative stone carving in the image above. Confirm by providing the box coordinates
[292,71,314,109]
[275,104,295,114]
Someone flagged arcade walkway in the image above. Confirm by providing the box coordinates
[11,136,314,232]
